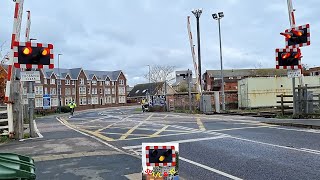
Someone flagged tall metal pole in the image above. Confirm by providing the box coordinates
[188,69,192,112]
[57,54,62,113]
[28,38,37,138]
[218,18,226,111]
[196,17,202,90]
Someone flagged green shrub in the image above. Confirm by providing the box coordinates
[60,106,71,113]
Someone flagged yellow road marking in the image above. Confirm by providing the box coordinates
[119,114,154,140]
[196,117,206,131]
[100,132,151,136]
[94,115,132,133]
[61,118,114,141]
[119,130,201,141]
[150,125,169,137]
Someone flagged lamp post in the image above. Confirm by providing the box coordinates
[58,53,62,113]
[191,9,203,90]
[212,12,226,111]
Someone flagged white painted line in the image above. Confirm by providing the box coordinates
[267,126,320,134]
[180,157,243,180]
[122,135,229,150]
[34,120,43,138]
[300,148,320,154]
[230,136,320,155]
[19,120,43,142]
[56,117,130,155]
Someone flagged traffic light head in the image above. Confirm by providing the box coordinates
[282,24,310,48]
[149,149,173,163]
[13,42,54,69]
[276,48,302,69]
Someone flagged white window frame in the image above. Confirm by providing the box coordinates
[50,88,56,95]
[72,88,76,95]
[72,80,75,85]
[112,88,115,94]
[66,79,70,85]
[112,97,116,104]
[106,80,110,86]
[80,97,87,105]
[50,79,56,85]
[80,78,84,85]
[79,87,86,95]
[92,80,97,86]
[100,81,103,86]
[119,79,124,85]
[35,86,43,96]
[35,98,43,108]
[44,87,48,95]
[52,98,58,106]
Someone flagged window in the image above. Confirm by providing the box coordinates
[229,77,234,80]
[92,80,97,86]
[80,97,87,105]
[237,76,242,79]
[35,98,43,108]
[23,87,27,95]
[111,81,115,86]
[72,88,76,95]
[94,88,97,94]
[65,88,71,95]
[106,80,110,86]
[135,90,140,94]
[119,79,124,85]
[50,79,55,84]
[52,98,58,106]
[44,79,47,84]
[87,81,91,85]
[59,88,62,95]
[80,78,84,85]
[50,88,56,95]
[112,97,116,104]
[44,87,48,95]
[106,96,112,104]
[88,98,91,105]
[72,80,75,85]
[35,86,43,95]
[100,88,102,94]
[105,88,111,94]
[119,96,126,103]
[118,87,125,95]
[112,88,115,94]
[100,81,103,86]
[79,87,86,95]
[58,79,62,85]
[92,97,98,104]
[66,79,70,85]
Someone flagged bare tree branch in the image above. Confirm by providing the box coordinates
[144,65,175,83]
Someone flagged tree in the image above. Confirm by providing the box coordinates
[144,65,175,83]
[0,65,7,104]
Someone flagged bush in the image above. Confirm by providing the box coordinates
[60,106,71,113]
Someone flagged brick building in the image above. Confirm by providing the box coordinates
[20,68,127,110]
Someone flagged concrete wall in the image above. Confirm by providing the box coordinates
[238,76,320,108]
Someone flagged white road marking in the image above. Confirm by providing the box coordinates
[122,135,229,150]
[230,136,320,155]
[56,117,128,154]
[19,120,43,142]
[300,148,320,154]
[179,157,243,180]
[267,126,320,134]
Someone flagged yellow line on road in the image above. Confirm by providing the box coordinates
[94,115,132,133]
[119,114,154,140]
[61,118,114,141]
[150,125,169,137]
[100,132,151,136]
[119,130,202,141]
[196,117,206,131]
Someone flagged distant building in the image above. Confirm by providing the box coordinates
[172,70,197,92]
[203,68,288,92]
[127,82,176,102]
[19,68,127,110]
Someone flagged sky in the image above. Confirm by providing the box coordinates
[0,0,319,86]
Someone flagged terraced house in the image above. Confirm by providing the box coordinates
[21,68,127,110]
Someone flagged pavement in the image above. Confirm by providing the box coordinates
[261,118,320,129]
[1,106,320,179]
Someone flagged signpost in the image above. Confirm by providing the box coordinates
[20,71,40,81]
[43,94,51,109]
[287,69,302,78]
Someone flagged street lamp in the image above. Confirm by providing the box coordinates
[212,12,226,111]
[58,53,62,113]
[191,9,203,90]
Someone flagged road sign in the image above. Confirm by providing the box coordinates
[43,94,51,109]
[20,71,40,81]
[287,69,302,78]
[27,93,35,99]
